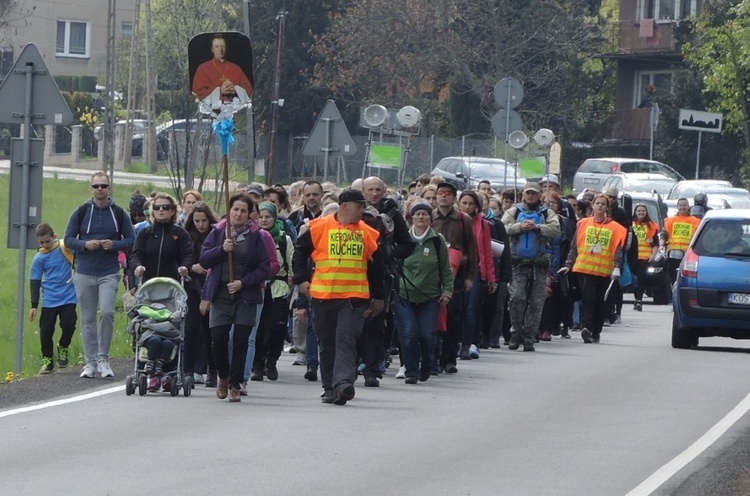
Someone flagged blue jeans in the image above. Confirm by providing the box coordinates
[394,297,440,379]
[462,274,486,348]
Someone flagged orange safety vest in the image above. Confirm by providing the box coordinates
[308,215,379,300]
[664,214,701,252]
[632,221,658,261]
[573,217,628,277]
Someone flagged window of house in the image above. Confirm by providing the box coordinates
[0,47,13,79]
[634,71,673,108]
[639,0,700,20]
[56,20,90,58]
[122,22,133,38]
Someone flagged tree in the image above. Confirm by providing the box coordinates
[682,0,750,181]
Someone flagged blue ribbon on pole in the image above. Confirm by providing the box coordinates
[213,118,236,155]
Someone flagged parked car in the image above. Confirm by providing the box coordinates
[133,119,205,161]
[620,191,672,304]
[667,179,733,200]
[94,119,149,156]
[602,172,677,197]
[671,209,750,348]
[665,187,750,216]
[430,156,526,192]
[573,157,684,194]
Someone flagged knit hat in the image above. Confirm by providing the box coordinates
[129,193,147,215]
[410,202,433,217]
[258,201,278,220]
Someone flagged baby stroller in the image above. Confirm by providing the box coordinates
[125,277,192,397]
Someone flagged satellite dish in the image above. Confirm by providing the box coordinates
[396,105,421,128]
[363,104,388,128]
[534,128,555,147]
[508,130,529,149]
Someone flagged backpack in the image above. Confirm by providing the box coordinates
[511,205,549,261]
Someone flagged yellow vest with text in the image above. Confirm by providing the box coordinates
[308,215,379,300]
[664,214,701,252]
[573,217,628,277]
[632,221,658,261]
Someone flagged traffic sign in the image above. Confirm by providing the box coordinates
[0,43,73,125]
[7,138,44,249]
[302,100,357,157]
[678,109,722,133]
[494,78,524,109]
[491,108,523,140]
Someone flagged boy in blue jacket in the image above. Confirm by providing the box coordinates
[30,223,78,374]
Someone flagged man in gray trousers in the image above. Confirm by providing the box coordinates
[65,171,135,378]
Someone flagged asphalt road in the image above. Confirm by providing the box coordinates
[2,301,750,496]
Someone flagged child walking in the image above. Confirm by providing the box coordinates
[30,223,78,374]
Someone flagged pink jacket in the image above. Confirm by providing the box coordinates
[472,214,496,284]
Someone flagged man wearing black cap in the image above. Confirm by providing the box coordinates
[431,181,478,374]
[502,182,560,351]
[293,188,386,405]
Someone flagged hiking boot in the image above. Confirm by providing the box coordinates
[143,360,155,375]
[266,361,279,381]
[216,378,228,399]
[333,382,355,405]
[57,346,69,368]
[581,328,593,344]
[304,366,318,382]
[228,385,241,402]
[39,357,54,375]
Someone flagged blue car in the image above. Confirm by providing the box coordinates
[672,210,750,348]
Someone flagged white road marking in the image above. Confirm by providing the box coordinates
[626,392,750,495]
[0,385,124,419]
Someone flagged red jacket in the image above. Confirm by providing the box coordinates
[472,214,497,284]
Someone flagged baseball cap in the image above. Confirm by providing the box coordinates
[523,182,541,194]
[436,182,457,196]
[247,184,264,197]
[338,188,366,204]
[540,174,560,187]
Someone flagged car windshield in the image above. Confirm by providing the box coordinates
[674,182,732,198]
[580,160,614,173]
[469,161,515,179]
[693,219,750,257]
[625,178,675,195]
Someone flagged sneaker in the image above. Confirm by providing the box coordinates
[147,377,161,392]
[405,376,418,384]
[395,365,407,379]
[444,363,458,374]
[239,382,248,396]
[288,345,297,354]
[357,363,366,375]
[39,357,54,375]
[304,366,318,382]
[250,368,264,381]
[193,373,205,384]
[459,346,471,360]
[292,357,306,366]
[581,328,593,344]
[469,344,480,359]
[143,360,155,375]
[57,346,69,368]
[508,336,522,351]
[321,389,335,404]
[523,342,535,352]
[80,363,97,378]
[364,375,380,387]
[98,359,114,378]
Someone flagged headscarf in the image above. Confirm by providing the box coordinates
[259,201,284,243]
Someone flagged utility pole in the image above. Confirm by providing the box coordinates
[243,0,256,185]
[144,0,157,172]
[123,0,141,169]
[266,8,286,184]
[105,0,117,183]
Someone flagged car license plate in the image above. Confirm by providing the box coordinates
[728,293,750,305]
[584,177,599,184]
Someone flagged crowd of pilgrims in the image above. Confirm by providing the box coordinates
[116,171,667,401]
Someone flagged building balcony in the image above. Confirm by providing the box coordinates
[611,108,653,141]
[607,20,684,58]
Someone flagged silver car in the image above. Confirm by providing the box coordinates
[573,157,684,194]
[430,156,526,192]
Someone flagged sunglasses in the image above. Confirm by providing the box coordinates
[152,204,174,211]
[91,184,109,189]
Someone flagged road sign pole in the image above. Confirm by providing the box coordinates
[15,62,34,374]
[695,131,702,180]
[323,117,331,182]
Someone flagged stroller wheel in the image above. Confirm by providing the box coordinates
[183,375,193,397]
[138,374,148,396]
[125,375,135,396]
